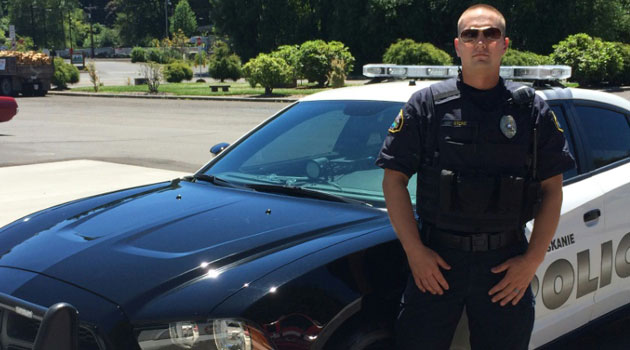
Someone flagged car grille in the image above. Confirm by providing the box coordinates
[0,309,103,350]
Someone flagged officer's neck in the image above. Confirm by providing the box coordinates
[460,69,500,90]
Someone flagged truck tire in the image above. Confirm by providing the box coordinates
[0,78,13,96]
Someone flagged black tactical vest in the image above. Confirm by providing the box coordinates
[417,77,541,233]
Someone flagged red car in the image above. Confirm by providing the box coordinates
[0,96,17,122]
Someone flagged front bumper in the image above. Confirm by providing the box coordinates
[0,292,80,350]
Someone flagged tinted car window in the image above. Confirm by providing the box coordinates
[550,105,578,180]
[207,101,416,207]
[575,105,630,171]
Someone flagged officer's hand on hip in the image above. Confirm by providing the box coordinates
[407,244,451,295]
[489,255,538,306]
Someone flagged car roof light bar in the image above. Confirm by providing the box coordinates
[363,64,572,81]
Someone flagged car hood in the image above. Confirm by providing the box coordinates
[0,179,385,317]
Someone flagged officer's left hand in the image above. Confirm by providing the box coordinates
[488,255,538,306]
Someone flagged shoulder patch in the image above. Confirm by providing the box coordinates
[550,111,564,132]
[389,109,404,133]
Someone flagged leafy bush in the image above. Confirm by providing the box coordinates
[297,40,355,87]
[271,45,300,87]
[131,47,147,63]
[551,33,623,85]
[502,47,552,66]
[610,42,630,85]
[147,48,165,63]
[383,39,452,65]
[52,57,80,89]
[208,40,242,82]
[163,61,193,83]
[242,54,292,95]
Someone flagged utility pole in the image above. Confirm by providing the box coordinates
[164,0,169,39]
[85,4,97,58]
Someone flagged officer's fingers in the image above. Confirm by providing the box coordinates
[499,288,520,306]
[512,289,527,306]
[425,277,444,295]
[434,271,450,291]
[414,278,427,293]
[491,262,510,273]
[435,254,451,270]
[491,285,514,303]
[488,278,510,295]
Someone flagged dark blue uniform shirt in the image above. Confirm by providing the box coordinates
[376,78,575,181]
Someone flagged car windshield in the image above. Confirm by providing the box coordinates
[201,100,417,208]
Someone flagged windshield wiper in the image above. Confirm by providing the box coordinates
[246,183,371,207]
[192,174,245,189]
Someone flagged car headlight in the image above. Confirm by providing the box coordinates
[137,318,274,350]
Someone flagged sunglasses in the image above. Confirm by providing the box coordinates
[459,27,503,43]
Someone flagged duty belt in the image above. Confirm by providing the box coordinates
[423,226,524,252]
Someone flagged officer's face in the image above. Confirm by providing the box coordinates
[455,8,508,72]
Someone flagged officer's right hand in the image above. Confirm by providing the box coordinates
[407,245,451,295]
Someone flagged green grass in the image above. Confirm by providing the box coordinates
[72,82,329,97]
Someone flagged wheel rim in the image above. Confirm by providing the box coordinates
[1,79,11,95]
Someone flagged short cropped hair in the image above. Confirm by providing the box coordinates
[457,4,506,36]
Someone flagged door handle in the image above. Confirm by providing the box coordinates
[583,209,601,223]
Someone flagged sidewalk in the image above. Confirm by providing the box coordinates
[0,160,186,227]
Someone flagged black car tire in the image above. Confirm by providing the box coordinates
[325,315,395,350]
[0,78,13,96]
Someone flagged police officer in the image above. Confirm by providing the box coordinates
[376,4,575,349]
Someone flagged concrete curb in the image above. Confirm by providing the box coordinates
[48,90,298,103]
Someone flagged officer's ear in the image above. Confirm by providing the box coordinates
[502,37,509,54]
[454,37,461,57]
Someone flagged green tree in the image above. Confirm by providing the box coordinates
[271,44,300,86]
[298,40,355,87]
[8,0,80,49]
[170,0,197,37]
[208,40,242,82]
[110,0,165,46]
[383,39,452,65]
[551,33,623,85]
[242,53,292,95]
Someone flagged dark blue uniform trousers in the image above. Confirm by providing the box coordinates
[396,240,535,350]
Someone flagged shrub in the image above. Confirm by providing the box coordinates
[208,40,242,82]
[52,57,80,89]
[193,51,207,76]
[147,48,165,64]
[86,62,100,92]
[141,62,162,93]
[383,39,452,65]
[163,61,193,83]
[242,53,292,95]
[297,40,356,87]
[131,47,147,63]
[610,42,630,85]
[502,47,552,66]
[271,45,300,87]
[328,59,346,88]
[551,33,623,86]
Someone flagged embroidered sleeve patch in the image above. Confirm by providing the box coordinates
[388,110,404,133]
[550,111,564,132]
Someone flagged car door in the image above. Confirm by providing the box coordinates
[529,101,605,349]
[568,102,630,320]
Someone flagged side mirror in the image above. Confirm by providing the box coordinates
[210,142,230,156]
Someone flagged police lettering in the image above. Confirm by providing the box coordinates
[531,232,630,310]
[547,233,576,252]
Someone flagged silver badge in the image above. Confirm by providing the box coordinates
[500,115,517,139]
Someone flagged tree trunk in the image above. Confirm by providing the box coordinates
[264,87,272,95]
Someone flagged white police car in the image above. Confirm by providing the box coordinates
[362,64,630,349]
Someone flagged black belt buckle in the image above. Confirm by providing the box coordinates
[471,234,489,252]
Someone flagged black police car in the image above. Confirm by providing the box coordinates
[1,65,629,350]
